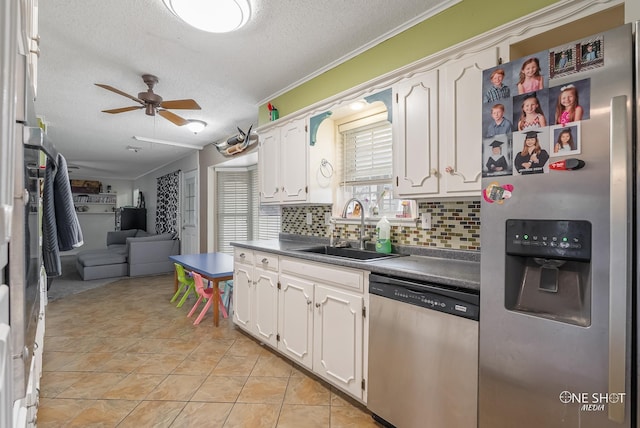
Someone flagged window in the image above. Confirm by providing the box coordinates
[338,114,414,219]
[183,175,196,226]
[216,167,280,254]
[342,121,393,183]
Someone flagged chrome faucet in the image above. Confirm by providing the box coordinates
[341,198,369,250]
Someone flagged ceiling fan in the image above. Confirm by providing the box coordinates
[95,74,201,126]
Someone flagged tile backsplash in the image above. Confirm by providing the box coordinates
[281,200,481,251]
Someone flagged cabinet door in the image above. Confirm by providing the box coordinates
[258,127,280,204]
[440,47,500,196]
[313,284,363,399]
[233,262,253,332]
[278,274,314,370]
[393,70,440,197]
[279,119,307,203]
[253,268,279,348]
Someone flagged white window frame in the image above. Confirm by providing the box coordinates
[215,166,280,254]
[335,111,416,223]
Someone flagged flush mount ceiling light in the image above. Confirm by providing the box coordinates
[163,0,251,33]
[126,145,143,153]
[186,119,207,134]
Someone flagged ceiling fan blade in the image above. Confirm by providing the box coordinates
[158,109,188,126]
[159,99,201,110]
[95,83,145,104]
[102,106,144,114]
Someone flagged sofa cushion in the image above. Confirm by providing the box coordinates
[77,251,127,267]
[107,229,138,246]
[108,244,127,255]
[129,232,175,243]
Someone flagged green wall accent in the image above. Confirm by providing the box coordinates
[258,0,558,124]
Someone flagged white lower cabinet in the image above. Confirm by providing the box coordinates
[233,250,279,349]
[232,252,253,332]
[313,283,363,399]
[253,266,278,348]
[233,249,368,402]
[278,273,314,370]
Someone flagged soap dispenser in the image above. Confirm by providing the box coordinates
[375,216,392,254]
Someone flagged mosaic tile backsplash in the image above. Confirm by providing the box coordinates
[281,200,481,251]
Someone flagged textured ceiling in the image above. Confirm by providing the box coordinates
[35,0,452,180]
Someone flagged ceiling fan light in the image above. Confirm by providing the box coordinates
[145,104,155,116]
[163,0,250,33]
[186,119,207,133]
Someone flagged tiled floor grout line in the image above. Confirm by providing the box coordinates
[38,275,378,427]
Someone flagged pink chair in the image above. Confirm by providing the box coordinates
[187,272,229,325]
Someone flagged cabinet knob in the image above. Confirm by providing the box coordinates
[275,187,279,193]
[315,303,321,308]
[239,253,246,258]
[261,258,269,264]
[307,299,312,305]
[29,48,40,58]
[430,168,438,175]
[445,166,454,174]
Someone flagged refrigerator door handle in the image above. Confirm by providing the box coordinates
[608,95,629,423]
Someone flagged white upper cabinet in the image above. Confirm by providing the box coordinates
[279,120,307,202]
[258,127,280,203]
[439,46,502,196]
[258,115,333,205]
[258,117,307,204]
[394,43,506,198]
[393,70,440,197]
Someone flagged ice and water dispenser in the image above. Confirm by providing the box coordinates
[504,219,591,326]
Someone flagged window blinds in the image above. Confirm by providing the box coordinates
[342,121,393,183]
[216,168,281,254]
[217,170,250,254]
[251,169,281,241]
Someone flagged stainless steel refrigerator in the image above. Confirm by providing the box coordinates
[479,23,638,427]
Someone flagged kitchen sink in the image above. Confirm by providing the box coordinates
[293,245,405,261]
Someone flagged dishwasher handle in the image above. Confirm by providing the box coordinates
[370,278,480,321]
[369,273,479,306]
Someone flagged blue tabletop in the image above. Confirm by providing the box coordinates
[169,253,234,278]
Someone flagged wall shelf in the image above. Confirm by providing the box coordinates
[73,193,117,204]
[73,192,116,214]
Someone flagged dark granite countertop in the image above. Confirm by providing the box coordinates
[231,234,480,292]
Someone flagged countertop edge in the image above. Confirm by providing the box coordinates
[231,239,480,292]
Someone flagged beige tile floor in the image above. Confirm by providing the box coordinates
[38,273,380,427]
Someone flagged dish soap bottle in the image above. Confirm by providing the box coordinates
[375,216,392,254]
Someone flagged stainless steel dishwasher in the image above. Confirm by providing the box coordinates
[367,273,479,428]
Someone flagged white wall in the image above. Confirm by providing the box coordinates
[70,177,134,207]
[69,177,134,252]
[134,152,198,234]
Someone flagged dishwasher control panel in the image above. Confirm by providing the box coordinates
[370,279,479,321]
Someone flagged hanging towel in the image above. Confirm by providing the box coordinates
[43,153,84,277]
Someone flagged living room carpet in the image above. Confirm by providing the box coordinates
[46,255,123,302]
